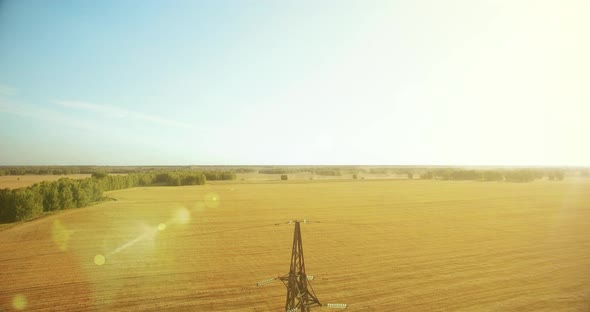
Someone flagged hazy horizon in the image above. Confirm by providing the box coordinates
[0,164,586,169]
[1,1,589,166]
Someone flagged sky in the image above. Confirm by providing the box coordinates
[0,0,589,166]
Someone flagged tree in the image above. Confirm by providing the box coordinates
[40,182,61,211]
[71,183,89,207]
[57,180,74,210]
[13,188,43,221]
[0,188,16,222]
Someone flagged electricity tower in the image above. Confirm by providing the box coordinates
[278,220,321,312]
[256,220,347,310]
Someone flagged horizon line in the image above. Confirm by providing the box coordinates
[0,164,588,168]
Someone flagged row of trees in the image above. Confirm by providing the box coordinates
[0,170,235,224]
[258,167,343,176]
[312,169,341,176]
[259,168,291,174]
[0,166,247,176]
[258,167,350,175]
[0,166,167,176]
[420,168,564,182]
[547,170,565,180]
[152,172,207,186]
[203,171,237,181]
[0,167,88,176]
[0,177,112,223]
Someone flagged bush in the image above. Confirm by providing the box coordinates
[281,174,288,180]
[91,171,108,179]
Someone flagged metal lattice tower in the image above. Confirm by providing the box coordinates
[279,220,321,312]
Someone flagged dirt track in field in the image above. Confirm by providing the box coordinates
[1,179,589,311]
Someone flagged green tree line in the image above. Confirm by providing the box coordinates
[258,167,343,176]
[0,166,247,176]
[0,170,235,224]
[420,168,564,182]
[0,167,88,176]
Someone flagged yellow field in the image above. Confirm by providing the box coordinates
[0,174,91,190]
[1,179,589,311]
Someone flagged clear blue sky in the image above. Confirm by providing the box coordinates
[1,1,589,166]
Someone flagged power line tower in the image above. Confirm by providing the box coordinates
[256,220,347,310]
[278,220,321,312]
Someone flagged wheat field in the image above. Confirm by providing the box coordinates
[1,179,589,311]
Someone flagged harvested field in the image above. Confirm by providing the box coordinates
[1,179,589,311]
[0,174,91,190]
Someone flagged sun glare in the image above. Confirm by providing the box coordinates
[51,219,73,251]
[12,294,27,310]
[94,254,106,266]
[174,207,191,225]
[204,192,220,208]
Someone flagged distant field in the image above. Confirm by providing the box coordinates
[0,179,589,311]
[235,172,408,181]
[0,174,91,189]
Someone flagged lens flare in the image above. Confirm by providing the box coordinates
[107,223,162,257]
[51,219,74,251]
[12,294,27,310]
[174,207,191,224]
[94,254,106,266]
[204,192,220,208]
